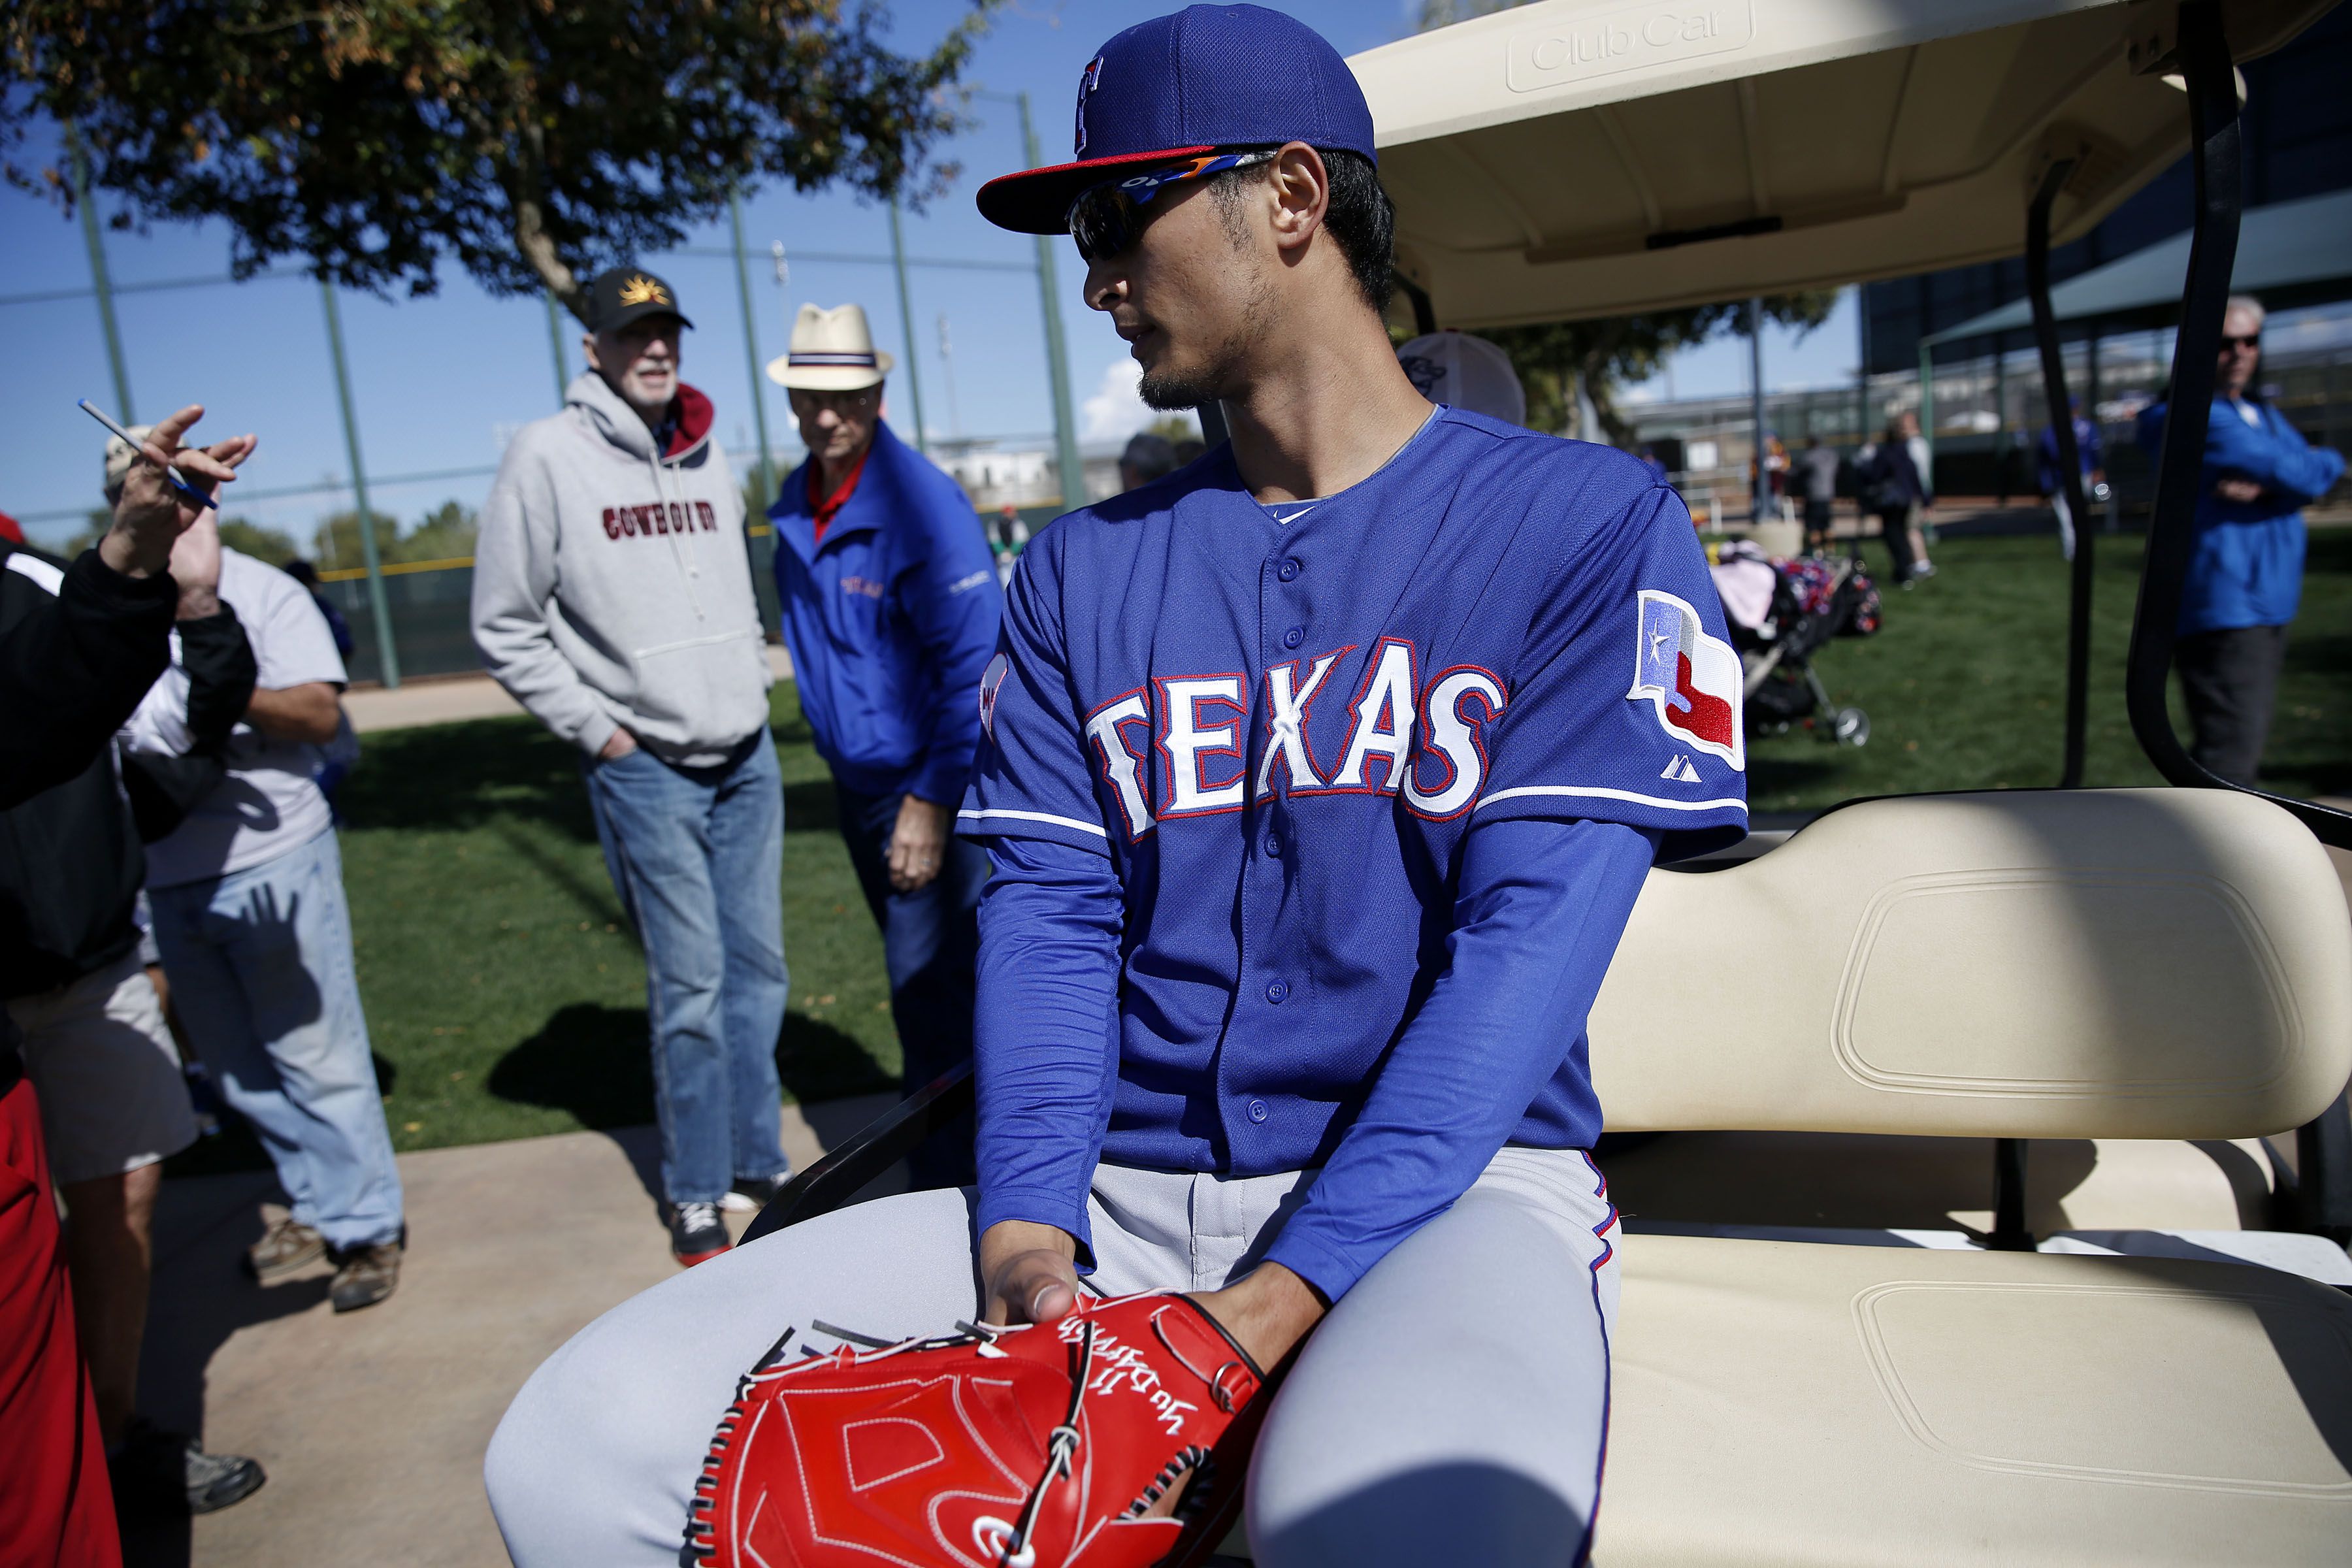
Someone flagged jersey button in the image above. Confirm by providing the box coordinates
[1247,1098,1270,1124]
[1277,559,1300,582]
[1282,627,1305,649]
[1264,833,1282,858]
[1266,979,1290,1004]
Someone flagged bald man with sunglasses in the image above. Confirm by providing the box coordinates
[487,10,1744,1565]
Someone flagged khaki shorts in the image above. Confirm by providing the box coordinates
[9,953,197,1185]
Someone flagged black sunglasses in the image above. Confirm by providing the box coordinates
[1066,150,1276,265]
[2220,333,2262,351]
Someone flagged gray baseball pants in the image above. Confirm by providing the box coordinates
[484,1145,1620,1567]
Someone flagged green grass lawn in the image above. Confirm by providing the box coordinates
[168,527,2351,1173]
[171,684,900,1173]
[1746,527,2351,809]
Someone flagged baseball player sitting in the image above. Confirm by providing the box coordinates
[483,7,1746,1565]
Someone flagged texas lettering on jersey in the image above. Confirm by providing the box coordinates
[1077,636,1510,839]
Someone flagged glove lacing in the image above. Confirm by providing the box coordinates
[978,1318,1094,1568]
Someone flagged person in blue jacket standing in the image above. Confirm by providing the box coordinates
[2138,295,2344,785]
[2036,397,2104,563]
[766,303,1003,1184]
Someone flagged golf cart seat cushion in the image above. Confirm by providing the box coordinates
[1590,789,2352,1141]
[1600,1232,2352,1565]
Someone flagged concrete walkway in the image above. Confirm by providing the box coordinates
[127,1092,898,1568]
[344,645,794,734]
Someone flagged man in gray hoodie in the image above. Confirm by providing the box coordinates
[472,267,789,1266]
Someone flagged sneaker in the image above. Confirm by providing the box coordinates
[244,1217,325,1282]
[721,1171,792,1213]
[329,1239,402,1313]
[1912,561,1937,580]
[670,1201,731,1266]
[110,1420,266,1516]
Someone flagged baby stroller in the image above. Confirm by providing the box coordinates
[1708,540,1881,745]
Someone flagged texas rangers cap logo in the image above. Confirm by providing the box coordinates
[978,652,1010,740]
[1629,590,1744,770]
[1073,55,1105,155]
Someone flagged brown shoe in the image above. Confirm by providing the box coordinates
[244,1217,325,1282]
[329,1240,402,1313]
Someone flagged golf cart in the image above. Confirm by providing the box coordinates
[749,1,2352,1560]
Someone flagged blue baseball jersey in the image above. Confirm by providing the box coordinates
[959,408,1746,1293]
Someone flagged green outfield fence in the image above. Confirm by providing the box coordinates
[306,511,1069,686]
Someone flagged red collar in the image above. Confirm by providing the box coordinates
[807,449,870,544]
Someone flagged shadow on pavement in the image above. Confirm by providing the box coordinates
[125,1173,330,1568]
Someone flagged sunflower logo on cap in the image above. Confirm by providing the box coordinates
[617,274,670,308]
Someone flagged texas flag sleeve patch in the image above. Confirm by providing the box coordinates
[1629,589,1745,771]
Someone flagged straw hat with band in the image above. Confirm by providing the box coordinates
[766,304,895,393]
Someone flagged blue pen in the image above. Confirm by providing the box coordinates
[78,399,220,514]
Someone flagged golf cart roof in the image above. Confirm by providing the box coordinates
[1350,0,2338,328]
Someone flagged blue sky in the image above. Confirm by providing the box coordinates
[0,0,1855,549]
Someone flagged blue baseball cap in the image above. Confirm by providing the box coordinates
[976,5,1377,236]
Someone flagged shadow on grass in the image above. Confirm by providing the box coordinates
[337,717,603,841]
[782,777,841,836]
[485,1002,895,1132]
[487,1000,896,1205]
[487,1003,657,1129]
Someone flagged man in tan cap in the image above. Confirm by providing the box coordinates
[472,267,790,1267]
[764,302,1002,1187]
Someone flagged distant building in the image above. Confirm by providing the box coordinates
[1865,6,2351,374]
[932,439,1126,513]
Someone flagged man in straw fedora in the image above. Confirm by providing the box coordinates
[765,302,1002,1187]
[472,267,791,1268]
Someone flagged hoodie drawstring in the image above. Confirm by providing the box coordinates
[645,440,707,624]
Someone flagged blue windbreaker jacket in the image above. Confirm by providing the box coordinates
[769,420,1004,804]
[2136,396,2345,634]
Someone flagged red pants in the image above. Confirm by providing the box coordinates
[0,1077,121,1568]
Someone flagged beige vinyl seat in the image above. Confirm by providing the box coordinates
[1584,788,2352,1565]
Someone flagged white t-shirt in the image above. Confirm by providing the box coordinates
[141,549,349,889]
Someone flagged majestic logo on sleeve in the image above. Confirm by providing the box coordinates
[1630,590,1744,770]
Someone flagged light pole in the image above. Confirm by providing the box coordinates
[938,313,964,438]
[67,125,135,423]
[318,282,401,688]
[983,89,1088,510]
[1748,296,1769,526]
[887,199,930,455]
[729,191,779,504]
[543,293,571,408]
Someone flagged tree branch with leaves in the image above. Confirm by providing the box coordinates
[5,0,998,319]
[1475,295,1838,446]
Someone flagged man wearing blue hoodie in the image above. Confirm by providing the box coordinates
[2138,295,2345,785]
[473,268,790,1266]
[766,303,1002,1186]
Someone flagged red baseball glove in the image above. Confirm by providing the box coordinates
[686,1292,1266,1568]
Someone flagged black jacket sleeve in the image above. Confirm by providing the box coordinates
[178,604,257,747]
[120,604,257,843]
[0,550,176,811]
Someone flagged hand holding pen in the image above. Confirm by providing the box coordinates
[87,402,258,580]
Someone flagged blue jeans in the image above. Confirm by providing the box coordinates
[835,785,984,1188]
[586,736,788,1207]
[147,829,405,1249]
